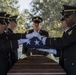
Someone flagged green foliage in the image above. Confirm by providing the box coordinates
[0,0,76,34]
[28,0,76,37]
[0,0,28,33]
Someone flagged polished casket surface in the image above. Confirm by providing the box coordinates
[7,56,66,75]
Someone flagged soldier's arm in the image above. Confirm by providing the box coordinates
[45,29,76,49]
[46,31,49,37]
[7,33,26,40]
[0,39,18,52]
[9,40,19,50]
[0,33,26,40]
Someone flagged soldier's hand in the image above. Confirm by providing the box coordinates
[37,34,47,45]
[42,37,47,45]
[18,39,29,45]
[32,31,39,36]
[26,31,40,39]
[37,49,57,54]
[26,33,34,39]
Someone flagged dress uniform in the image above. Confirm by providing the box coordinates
[0,12,28,75]
[43,5,76,75]
[0,12,18,75]
[5,15,19,68]
[0,12,8,75]
[54,17,65,69]
[22,16,49,56]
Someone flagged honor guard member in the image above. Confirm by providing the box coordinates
[0,12,31,75]
[41,5,76,75]
[5,15,19,68]
[0,12,25,75]
[0,12,17,75]
[0,12,8,75]
[22,16,49,56]
[58,16,69,69]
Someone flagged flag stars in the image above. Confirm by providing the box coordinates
[26,40,31,45]
[34,39,39,45]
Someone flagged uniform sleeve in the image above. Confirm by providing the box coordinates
[46,29,76,49]
[0,39,11,52]
[40,30,49,37]
[44,31,49,37]
[46,31,49,37]
[7,33,26,40]
[9,40,18,50]
[0,39,18,52]
[0,33,26,40]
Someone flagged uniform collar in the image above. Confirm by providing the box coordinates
[64,28,70,32]
[34,29,40,33]
[65,23,76,33]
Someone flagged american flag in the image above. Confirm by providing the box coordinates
[23,37,57,54]
[23,37,50,49]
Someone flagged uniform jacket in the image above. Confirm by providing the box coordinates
[0,31,26,75]
[46,25,76,75]
[0,33,18,75]
[6,28,18,68]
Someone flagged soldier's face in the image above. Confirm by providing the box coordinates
[33,23,40,31]
[9,21,17,30]
[0,24,6,34]
[61,20,68,30]
[65,14,76,27]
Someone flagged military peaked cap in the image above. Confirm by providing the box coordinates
[61,5,76,17]
[0,12,6,25]
[5,14,11,24]
[32,16,43,23]
[9,15,18,23]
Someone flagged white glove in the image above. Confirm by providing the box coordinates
[37,34,47,45]
[26,31,39,39]
[26,33,34,39]
[37,49,57,54]
[49,49,57,54]
[37,34,43,40]
[42,37,47,45]
[18,39,29,45]
[32,31,39,37]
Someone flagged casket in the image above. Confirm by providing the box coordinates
[7,56,66,75]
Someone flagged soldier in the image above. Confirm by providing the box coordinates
[0,12,16,75]
[0,12,29,75]
[5,15,19,68]
[0,13,6,75]
[59,16,69,69]
[41,5,76,75]
[22,16,49,56]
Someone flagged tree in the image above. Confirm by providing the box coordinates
[0,0,28,33]
[27,0,76,37]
